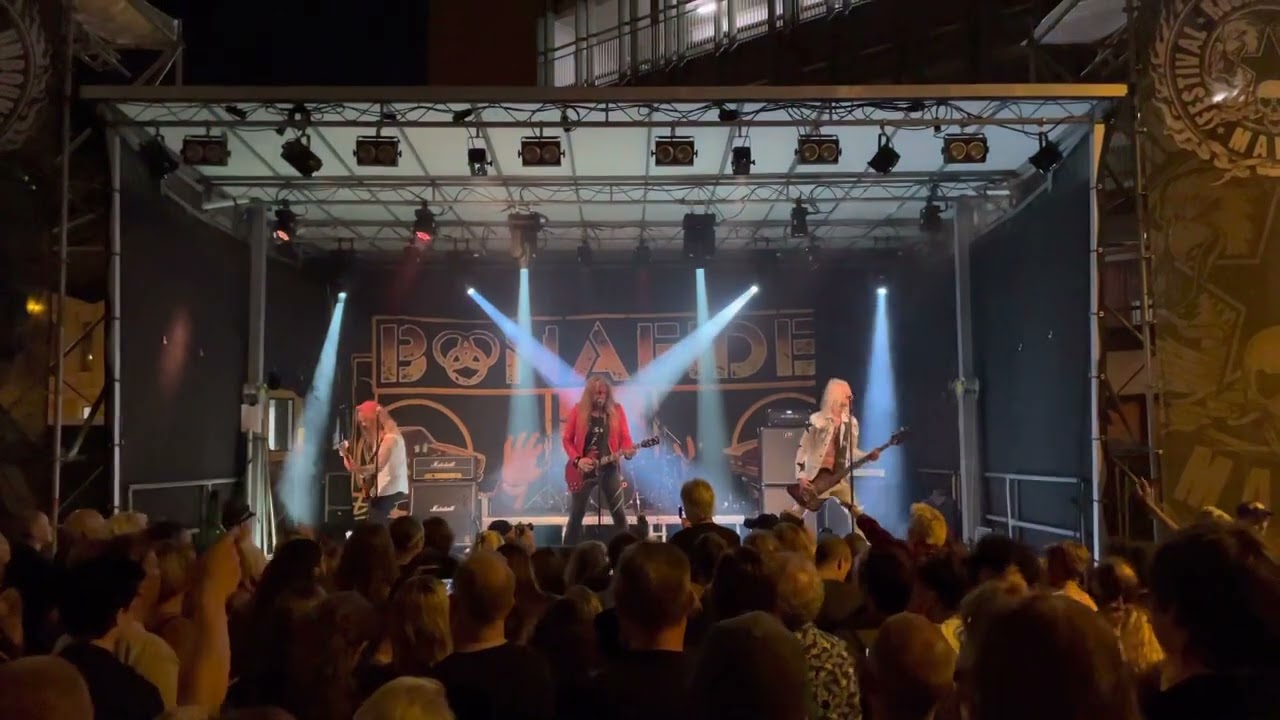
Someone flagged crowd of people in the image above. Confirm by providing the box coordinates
[0,477,1277,720]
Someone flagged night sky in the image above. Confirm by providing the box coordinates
[149,1,432,85]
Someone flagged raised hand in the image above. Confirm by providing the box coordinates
[500,432,546,510]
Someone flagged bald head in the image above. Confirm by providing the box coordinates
[0,656,93,720]
[815,536,853,580]
[869,613,956,720]
[454,549,516,626]
[63,509,108,543]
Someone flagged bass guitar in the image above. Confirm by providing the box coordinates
[564,436,659,492]
[338,440,377,502]
[785,427,909,512]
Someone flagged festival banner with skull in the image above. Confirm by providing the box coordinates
[1145,0,1280,525]
[346,310,817,518]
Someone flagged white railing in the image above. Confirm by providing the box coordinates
[543,0,866,87]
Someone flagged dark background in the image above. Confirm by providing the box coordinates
[971,140,1094,547]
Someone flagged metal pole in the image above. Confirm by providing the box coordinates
[108,129,123,508]
[245,205,269,549]
[52,0,75,521]
[952,200,983,542]
[1089,121,1106,559]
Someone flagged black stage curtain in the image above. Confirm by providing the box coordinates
[971,141,1093,544]
[119,148,248,489]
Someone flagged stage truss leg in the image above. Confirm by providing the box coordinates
[952,199,983,543]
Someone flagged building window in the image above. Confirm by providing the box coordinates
[267,397,295,452]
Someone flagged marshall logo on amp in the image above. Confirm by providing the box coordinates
[413,454,478,481]
[430,504,456,513]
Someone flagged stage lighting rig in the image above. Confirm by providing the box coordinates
[867,133,900,175]
[1029,133,1063,174]
[272,202,297,243]
[508,212,543,268]
[682,213,717,265]
[467,147,492,176]
[281,135,323,177]
[577,239,593,265]
[789,200,810,238]
[354,135,400,167]
[919,201,943,233]
[653,136,696,166]
[520,137,562,167]
[412,203,438,248]
[140,134,178,178]
[796,134,840,164]
[633,241,652,265]
[731,145,754,176]
[181,134,229,166]
[942,134,988,164]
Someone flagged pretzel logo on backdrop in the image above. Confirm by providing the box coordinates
[0,0,51,152]
[1152,1,1280,177]
[431,331,501,386]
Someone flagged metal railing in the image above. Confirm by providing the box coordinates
[981,471,1087,546]
[127,477,238,530]
[542,0,867,87]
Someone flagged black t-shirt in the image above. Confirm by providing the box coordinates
[592,650,692,720]
[587,413,610,458]
[59,641,165,720]
[668,522,742,558]
[434,642,555,720]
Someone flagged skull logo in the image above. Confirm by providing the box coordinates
[1243,326,1280,424]
[1256,79,1280,133]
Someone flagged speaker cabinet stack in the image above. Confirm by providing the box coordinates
[409,482,478,538]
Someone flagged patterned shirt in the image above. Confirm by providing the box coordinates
[795,623,863,720]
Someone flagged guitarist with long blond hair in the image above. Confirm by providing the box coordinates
[561,375,636,545]
[792,378,880,519]
[339,400,409,524]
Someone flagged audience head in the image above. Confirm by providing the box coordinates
[355,677,455,720]
[967,594,1140,720]
[867,613,957,720]
[1045,541,1092,589]
[530,546,566,595]
[1148,522,1280,674]
[691,612,810,720]
[614,542,693,648]
[709,546,777,620]
[743,529,781,556]
[680,478,716,524]
[1236,500,1272,534]
[106,510,148,537]
[153,539,196,610]
[0,656,93,720]
[956,577,1031,673]
[531,592,600,677]
[486,519,513,539]
[60,552,146,641]
[21,510,53,551]
[495,542,539,592]
[814,535,853,582]
[766,552,825,632]
[452,549,516,634]
[689,532,730,586]
[859,543,915,617]
[389,516,425,563]
[421,516,455,554]
[387,575,452,674]
[905,503,948,555]
[473,530,503,552]
[256,538,323,608]
[1089,556,1142,611]
[913,549,969,622]
[564,540,611,592]
[61,508,108,546]
[335,522,399,605]
[606,531,640,571]
[1196,506,1233,524]
[287,592,380,720]
[772,522,815,557]
[969,534,1042,586]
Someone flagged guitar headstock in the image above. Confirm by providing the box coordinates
[888,427,910,445]
[638,436,660,449]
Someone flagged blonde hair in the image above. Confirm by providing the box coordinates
[1196,506,1232,524]
[906,503,948,549]
[680,478,716,523]
[772,522,815,558]
[1046,541,1093,587]
[473,531,503,552]
[1113,605,1166,677]
[355,676,454,720]
[573,375,618,442]
[388,576,452,674]
[106,510,148,537]
[819,378,852,417]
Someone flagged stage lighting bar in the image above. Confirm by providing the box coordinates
[654,136,697,166]
[354,135,400,167]
[919,202,943,233]
[867,133,900,175]
[281,136,323,177]
[508,212,543,267]
[796,134,840,164]
[272,202,297,243]
[1029,134,1064,174]
[731,145,754,176]
[139,135,178,179]
[942,134,988,164]
[412,203,437,248]
[520,136,562,167]
[181,134,229,166]
[789,200,810,238]
[467,147,491,176]
[682,213,717,263]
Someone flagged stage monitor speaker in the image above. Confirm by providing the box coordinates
[325,473,354,509]
[758,426,805,486]
[409,482,478,538]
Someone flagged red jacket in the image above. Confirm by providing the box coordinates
[562,404,634,460]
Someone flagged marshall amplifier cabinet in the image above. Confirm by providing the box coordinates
[413,454,479,482]
[409,481,478,537]
[758,426,805,487]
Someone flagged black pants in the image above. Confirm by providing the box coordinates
[563,468,628,546]
[368,492,408,525]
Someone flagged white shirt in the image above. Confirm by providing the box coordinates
[376,433,409,496]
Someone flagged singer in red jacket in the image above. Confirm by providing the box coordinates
[561,375,635,544]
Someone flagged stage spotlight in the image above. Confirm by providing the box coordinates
[942,134,988,164]
[749,284,760,294]
[412,203,437,247]
[919,202,943,232]
[876,286,888,296]
[867,133,900,175]
[281,136,323,177]
[467,147,491,176]
[140,134,178,178]
[181,134,229,166]
[354,135,400,167]
[654,136,696,166]
[1029,134,1063,174]
[466,287,476,296]
[796,134,841,164]
[633,241,652,265]
[520,136,562,166]
[731,145,754,176]
[577,239,593,265]
[337,291,348,302]
[682,213,717,264]
[789,200,810,238]
[273,202,297,243]
[508,212,542,267]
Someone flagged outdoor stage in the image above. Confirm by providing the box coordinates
[78,83,1123,552]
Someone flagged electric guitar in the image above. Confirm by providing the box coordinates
[785,427,909,512]
[564,436,659,493]
[338,440,377,502]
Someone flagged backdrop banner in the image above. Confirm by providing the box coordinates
[346,309,818,519]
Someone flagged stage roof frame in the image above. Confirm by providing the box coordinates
[83,83,1125,255]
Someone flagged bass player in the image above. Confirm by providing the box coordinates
[793,378,880,520]
[340,400,409,525]
[561,375,636,545]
